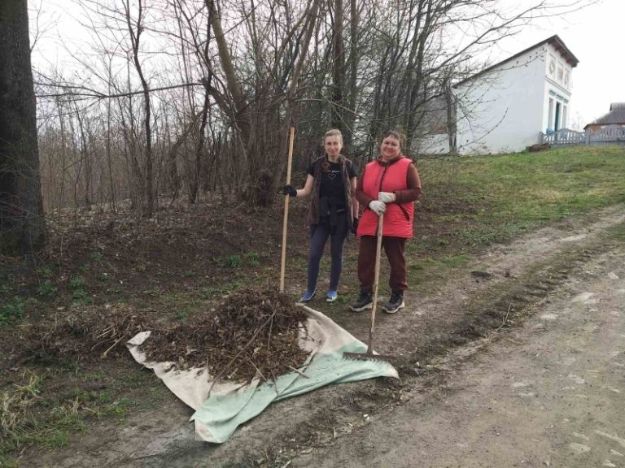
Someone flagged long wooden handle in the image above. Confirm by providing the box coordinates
[367,212,384,353]
[280,127,295,293]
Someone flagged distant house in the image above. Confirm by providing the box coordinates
[419,35,579,155]
[584,103,625,133]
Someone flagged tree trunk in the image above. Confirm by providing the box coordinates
[105,64,117,212]
[74,105,92,208]
[331,0,345,135]
[344,0,359,149]
[445,80,458,155]
[124,0,153,217]
[0,0,46,255]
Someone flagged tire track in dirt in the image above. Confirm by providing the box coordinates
[292,248,625,467]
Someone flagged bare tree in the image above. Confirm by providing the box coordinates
[122,0,154,216]
[330,0,345,134]
[28,0,596,212]
[0,0,46,255]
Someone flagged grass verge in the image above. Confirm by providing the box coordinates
[408,145,625,290]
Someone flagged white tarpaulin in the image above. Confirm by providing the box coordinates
[127,305,398,443]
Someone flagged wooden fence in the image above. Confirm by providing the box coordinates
[587,126,625,143]
[541,127,625,146]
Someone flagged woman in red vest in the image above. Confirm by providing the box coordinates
[350,130,422,314]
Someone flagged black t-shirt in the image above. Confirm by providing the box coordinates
[307,158,357,209]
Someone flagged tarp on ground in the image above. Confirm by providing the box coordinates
[127,305,398,443]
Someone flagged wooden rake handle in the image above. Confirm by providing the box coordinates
[367,212,384,354]
[280,127,295,293]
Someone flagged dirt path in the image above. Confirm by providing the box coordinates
[293,247,625,467]
[23,206,625,467]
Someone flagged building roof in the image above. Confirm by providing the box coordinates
[454,35,579,88]
[584,103,625,128]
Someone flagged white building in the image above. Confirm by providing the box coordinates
[421,35,579,155]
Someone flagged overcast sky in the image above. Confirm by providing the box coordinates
[490,0,623,128]
[30,0,622,130]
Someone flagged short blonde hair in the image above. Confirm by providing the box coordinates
[323,128,343,145]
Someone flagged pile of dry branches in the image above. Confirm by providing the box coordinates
[19,304,150,361]
[17,289,309,383]
[141,289,310,383]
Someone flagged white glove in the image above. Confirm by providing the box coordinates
[369,200,386,215]
[378,192,396,203]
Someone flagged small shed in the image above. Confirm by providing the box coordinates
[584,103,625,133]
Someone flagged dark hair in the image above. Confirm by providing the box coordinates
[381,130,406,152]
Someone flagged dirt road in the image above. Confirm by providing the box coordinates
[26,206,625,467]
[294,247,625,467]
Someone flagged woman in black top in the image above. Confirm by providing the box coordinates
[282,129,358,303]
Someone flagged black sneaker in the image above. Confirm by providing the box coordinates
[382,291,405,314]
[349,291,373,312]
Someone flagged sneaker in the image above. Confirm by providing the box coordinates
[349,291,373,312]
[326,290,338,303]
[298,289,316,303]
[382,291,405,314]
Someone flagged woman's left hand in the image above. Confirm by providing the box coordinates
[378,192,396,203]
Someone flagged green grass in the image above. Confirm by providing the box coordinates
[422,146,625,230]
[606,220,625,241]
[406,146,625,288]
[68,275,91,304]
[0,297,25,325]
[214,251,265,269]
[0,366,158,463]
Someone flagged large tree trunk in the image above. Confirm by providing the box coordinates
[0,0,46,255]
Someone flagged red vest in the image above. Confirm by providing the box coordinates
[357,156,414,238]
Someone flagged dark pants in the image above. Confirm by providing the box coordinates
[357,236,407,293]
[307,216,348,292]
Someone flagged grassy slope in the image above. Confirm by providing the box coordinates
[407,145,625,288]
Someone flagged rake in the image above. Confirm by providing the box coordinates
[344,212,395,363]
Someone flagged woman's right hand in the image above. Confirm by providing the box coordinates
[280,185,297,197]
[351,218,359,234]
[369,200,386,215]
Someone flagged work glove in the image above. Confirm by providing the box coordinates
[378,192,396,203]
[280,185,297,197]
[368,200,386,216]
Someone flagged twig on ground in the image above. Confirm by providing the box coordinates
[101,336,124,358]
[288,365,310,379]
[496,302,513,331]
[246,356,267,382]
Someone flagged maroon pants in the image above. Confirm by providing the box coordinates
[357,236,407,293]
